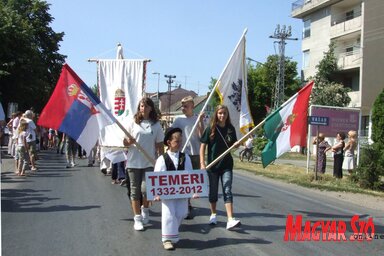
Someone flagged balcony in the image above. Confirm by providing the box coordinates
[337,49,361,70]
[347,91,361,108]
[330,14,361,38]
[292,0,340,18]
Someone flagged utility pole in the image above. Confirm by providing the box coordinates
[164,74,176,127]
[270,25,297,109]
[152,72,160,109]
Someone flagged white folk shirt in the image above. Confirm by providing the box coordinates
[125,119,164,169]
[154,150,193,172]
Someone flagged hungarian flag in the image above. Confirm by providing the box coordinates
[261,81,314,168]
[38,64,115,154]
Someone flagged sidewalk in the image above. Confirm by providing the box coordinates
[0,147,15,174]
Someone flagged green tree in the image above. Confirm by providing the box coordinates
[371,88,384,176]
[371,89,384,146]
[350,89,384,190]
[247,55,301,124]
[310,42,351,106]
[207,77,219,109]
[0,0,66,112]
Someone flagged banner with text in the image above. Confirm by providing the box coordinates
[310,106,360,137]
[146,170,208,200]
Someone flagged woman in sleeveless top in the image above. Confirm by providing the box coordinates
[343,130,357,174]
[327,132,346,179]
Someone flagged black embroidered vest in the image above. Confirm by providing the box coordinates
[163,152,185,171]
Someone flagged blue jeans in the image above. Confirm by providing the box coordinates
[207,168,233,203]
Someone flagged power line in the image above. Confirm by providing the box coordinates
[270,25,298,110]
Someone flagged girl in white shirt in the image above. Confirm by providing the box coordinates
[16,121,28,176]
[123,97,164,231]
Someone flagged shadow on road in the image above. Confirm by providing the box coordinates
[1,188,100,212]
[177,237,271,250]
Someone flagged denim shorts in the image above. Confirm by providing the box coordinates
[207,168,233,203]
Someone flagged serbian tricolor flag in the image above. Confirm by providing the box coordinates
[38,64,115,154]
[261,81,314,168]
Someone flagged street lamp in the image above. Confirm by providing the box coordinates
[152,72,160,108]
[246,57,265,66]
[164,74,176,127]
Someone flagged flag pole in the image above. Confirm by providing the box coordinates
[206,119,265,169]
[114,120,156,165]
[205,80,314,170]
[95,101,156,165]
[181,28,248,153]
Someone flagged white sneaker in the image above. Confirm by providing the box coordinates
[226,218,241,230]
[141,206,149,225]
[66,163,72,168]
[133,215,144,231]
[209,214,217,225]
[71,162,76,167]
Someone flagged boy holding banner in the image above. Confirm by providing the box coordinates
[153,127,193,250]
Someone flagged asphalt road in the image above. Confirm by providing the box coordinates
[1,149,383,256]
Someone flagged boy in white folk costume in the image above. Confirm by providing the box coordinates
[154,127,193,250]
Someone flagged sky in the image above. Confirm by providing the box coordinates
[46,0,304,95]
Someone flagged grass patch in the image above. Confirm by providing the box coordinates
[233,155,384,197]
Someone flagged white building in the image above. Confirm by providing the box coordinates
[291,0,384,138]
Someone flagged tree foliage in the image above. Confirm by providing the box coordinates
[349,89,384,190]
[0,0,66,113]
[247,55,301,124]
[310,42,351,107]
[371,88,384,145]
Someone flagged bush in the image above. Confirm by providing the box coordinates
[354,145,383,190]
[253,136,268,157]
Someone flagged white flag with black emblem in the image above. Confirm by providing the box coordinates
[215,32,254,138]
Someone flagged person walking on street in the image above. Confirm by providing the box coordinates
[15,120,29,176]
[23,110,38,171]
[171,96,204,219]
[64,133,77,168]
[200,105,241,231]
[123,97,164,231]
[154,127,193,250]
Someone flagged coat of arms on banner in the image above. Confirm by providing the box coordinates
[114,89,125,116]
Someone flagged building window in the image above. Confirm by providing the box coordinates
[361,116,369,137]
[303,19,311,39]
[346,10,354,21]
[303,50,310,68]
[346,47,354,56]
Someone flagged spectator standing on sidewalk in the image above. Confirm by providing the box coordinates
[171,96,204,219]
[326,132,345,179]
[343,130,357,174]
[312,133,331,174]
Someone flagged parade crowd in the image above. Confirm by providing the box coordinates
[3,96,358,251]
